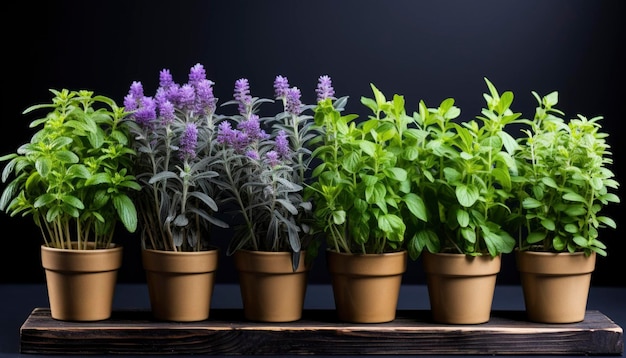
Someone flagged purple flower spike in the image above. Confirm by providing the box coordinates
[234,78,252,116]
[266,150,280,167]
[274,75,290,100]
[246,150,260,160]
[179,122,198,160]
[275,130,290,158]
[316,75,335,102]
[195,79,217,115]
[159,69,174,89]
[158,100,175,125]
[189,63,206,85]
[129,81,144,99]
[134,97,157,129]
[286,87,302,115]
[179,84,196,112]
[217,121,235,145]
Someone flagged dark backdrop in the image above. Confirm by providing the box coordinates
[2,0,624,286]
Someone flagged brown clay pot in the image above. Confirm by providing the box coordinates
[516,250,596,323]
[41,243,123,321]
[142,248,219,322]
[422,251,501,324]
[234,250,309,322]
[327,250,407,323]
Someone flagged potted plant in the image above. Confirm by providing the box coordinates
[0,89,140,321]
[512,89,620,323]
[122,63,227,322]
[212,75,320,322]
[406,78,520,324]
[307,81,428,323]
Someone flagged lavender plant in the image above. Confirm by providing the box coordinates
[123,63,227,252]
[0,89,140,250]
[214,75,321,268]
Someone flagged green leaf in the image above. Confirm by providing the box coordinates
[332,210,346,225]
[361,97,377,113]
[541,218,555,231]
[527,231,546,244]
[404,193,427,222]
[597,216,617,229]
[384,167,407,181]
[562,192,586,203]
[541,177,558,189]
[497,130,519,155]
[456,184,479,207]
[522,197,542,209]
[35,157,51,177]
[85,172,110,186]
[370,83,386,106]
[360,141,378,160]
[378,213,404,234]
[33,193,56,208]
[60,194,84,210]
[113,194,137,233]
[456,209,470,227]
[491,167,511,191]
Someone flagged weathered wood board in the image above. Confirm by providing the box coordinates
[20,308,623,355]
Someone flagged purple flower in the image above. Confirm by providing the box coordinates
[124,81,144,111]
[286,87,302,115]
[274,75,290,100]
[179,123,198,160]
[134,96,157,129]
[159,69,174,89]
[124,94,138,112]
[156,84,182,108]
[195,79,217,115]
[238,114,269,141]
[246,150,260,160]
[178,84,196,112]
[316,75,335,102]
[266,150,280,167]
[158,100,175,125]
[234,78,252,116]
[129,81,144,99]
[217,121,236,145]
[275,130,290,158]
[188,63,206,86]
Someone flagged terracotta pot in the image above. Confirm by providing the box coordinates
[41,243,123,321]
[327,250,407,323]
[516,250,596,323]
[234,250,309,322]
[422,251,501,324]
[142,248,219,322]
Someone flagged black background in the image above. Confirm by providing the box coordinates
[2,0,624,286]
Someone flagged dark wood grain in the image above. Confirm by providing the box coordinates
[20,308,623,355]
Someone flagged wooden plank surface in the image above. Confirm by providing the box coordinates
[20,308,623,355]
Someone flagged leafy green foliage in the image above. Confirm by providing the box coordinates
[0,89,140,249]
[406,78,520,260]
[513,91,619,256]
[307,84,429,254]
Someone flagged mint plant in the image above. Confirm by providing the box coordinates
[407,78,520,259]
[0,89,140,249]
[308,83,428,254]
[513,90,619,256]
